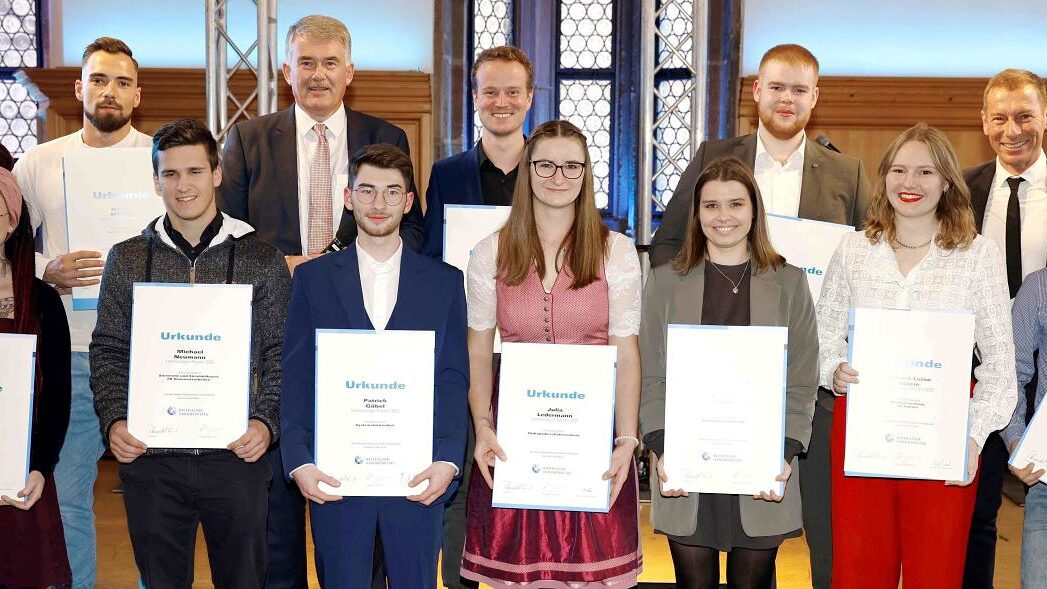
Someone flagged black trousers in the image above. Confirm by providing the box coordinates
[798,389,834,589]
[264,446,309,589]
[963,431,1009,588]
[119,452,271,589]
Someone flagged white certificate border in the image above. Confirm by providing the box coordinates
[491,342,618,513]
[441,203,508,264]
[765,212,857,230]
[667,323,788,495]
[126,282,254,442]
[843,306,974,480]
[1,333,37,499]
[1010,387,1046,474]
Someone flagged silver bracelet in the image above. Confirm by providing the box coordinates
[614,435,640,446]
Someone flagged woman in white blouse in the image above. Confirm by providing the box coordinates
[816,123,1017,588]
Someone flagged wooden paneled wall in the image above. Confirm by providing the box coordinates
[738,76,996,174]
[16,68,434,196]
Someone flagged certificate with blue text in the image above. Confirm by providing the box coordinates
[492,342,617,512]
[845,307,974,480]
[1011,402,1047,484]
[663,325,788,495]
[0,334,36,500]
[314,329,435,497]
[765,214,854,304]
[63,148,164,310]
[127,283,252,448]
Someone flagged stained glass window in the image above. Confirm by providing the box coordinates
[652,0,700,210]
[0,0,40,156]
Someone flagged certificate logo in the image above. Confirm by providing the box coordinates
[701,452,712,461]
[884,433,895,443]
[354,456,364,465]
[166,406,177,416]
[531,464,542,474]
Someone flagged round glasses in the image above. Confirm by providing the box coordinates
[531,160,586,180]
[351,186,407,206]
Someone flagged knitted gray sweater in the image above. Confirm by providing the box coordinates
[90,213,290,455]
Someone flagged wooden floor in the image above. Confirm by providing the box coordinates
[95,458,1023,588]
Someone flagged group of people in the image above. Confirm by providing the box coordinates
[0,12,1044,589]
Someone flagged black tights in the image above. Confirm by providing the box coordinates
[668,541,778,589]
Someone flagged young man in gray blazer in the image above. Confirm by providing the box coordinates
[648,44,870,589]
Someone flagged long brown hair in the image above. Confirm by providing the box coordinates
[496,120,610,288]
[673,157,784,274]
[863,124,976,250]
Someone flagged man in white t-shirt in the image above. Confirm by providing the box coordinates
[12,36,151,589]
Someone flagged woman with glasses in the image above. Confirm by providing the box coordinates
[817,124,1016,587]
[0,161,73,588]
[638,157,817,589]
[460,119,642,587]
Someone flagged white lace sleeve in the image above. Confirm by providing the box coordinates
[606,232,642,337]
[466,233,499,331]
[815,233,856,391]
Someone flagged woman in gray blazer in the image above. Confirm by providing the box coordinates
[639,157,818,589]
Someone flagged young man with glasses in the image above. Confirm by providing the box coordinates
[281,144,469,589]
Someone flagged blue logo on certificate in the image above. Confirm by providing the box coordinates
[354,456,364,465]
[166,406,177,416]
[531,464,541,474]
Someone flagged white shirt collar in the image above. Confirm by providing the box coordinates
[293,103,347,139]
[356,238,404,272]
[994,150,1046,190]
[755,130,806,168]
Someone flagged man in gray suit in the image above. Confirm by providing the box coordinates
[649,43,870,589]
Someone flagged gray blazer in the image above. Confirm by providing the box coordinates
[649,133,871,266]
[638,260,819,537]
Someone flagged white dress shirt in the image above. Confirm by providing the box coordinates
[294,104,349,254]
[754,131,806,217]
[356,239,403,331]
[816,232,1016,449]
[981,152,1047,282]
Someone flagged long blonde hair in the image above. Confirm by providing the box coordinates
[863,124,976,250]
[497,120,610,288]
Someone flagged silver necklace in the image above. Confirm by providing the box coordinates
[709,259,750,294]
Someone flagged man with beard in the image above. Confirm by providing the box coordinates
[281,143,468,589]
[648,43,870,589]
[13,36,151,589]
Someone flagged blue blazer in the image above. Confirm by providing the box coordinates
[421,143,484,259]
[280,245,470,502]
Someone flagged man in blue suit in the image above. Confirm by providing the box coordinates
[421,46,534,259]
[281,144,469,589]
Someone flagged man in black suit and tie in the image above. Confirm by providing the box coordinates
[649,43,869,589]
[219,14,423,276]
[217,14,423,588]
[963,69,1047,589]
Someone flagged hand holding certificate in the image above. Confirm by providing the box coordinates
[62,148,165,310]
[663,325,788,496]
[844,307,975,481]
[0,334,36,503]
[1010,404,1047,485]
[492,342,617,512]
[314,329,435,497]
[127,283,253,449]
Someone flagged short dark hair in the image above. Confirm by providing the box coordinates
[82,37,139,72]
[349,144,414,189]
[151,119,220,173]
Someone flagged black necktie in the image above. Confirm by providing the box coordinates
[1005,176,1025,298]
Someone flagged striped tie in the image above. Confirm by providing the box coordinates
[307,123,332,254]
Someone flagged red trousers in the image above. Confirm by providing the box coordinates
[830,397,979,588]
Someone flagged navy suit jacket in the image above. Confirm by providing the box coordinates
[280,245,469,503]
[421,143,485,259]
[218,104,425,255]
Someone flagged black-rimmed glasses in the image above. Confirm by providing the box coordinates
[531,160,586,180]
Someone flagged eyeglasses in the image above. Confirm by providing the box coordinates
[531,160,586,180]
[351,186,407,206]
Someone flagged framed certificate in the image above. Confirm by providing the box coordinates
[844,307,975,480]
[663,325,788,495]
[1010,401,1047,485]
[127,283,252,448]
[765,214,854,304]
[63,148,164,310]
[492,342,617,512]
[0,334,36,500]
[315,329,436,497]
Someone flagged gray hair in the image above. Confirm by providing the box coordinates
[285,15,351,61]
